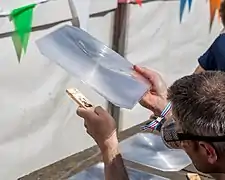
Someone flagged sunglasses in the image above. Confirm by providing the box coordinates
[166,133,225,142]
[141,102,225,149]
[161,118,225,149]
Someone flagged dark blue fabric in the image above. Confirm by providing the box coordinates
[198,34,225,71]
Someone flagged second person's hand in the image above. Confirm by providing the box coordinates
[134,65,168,116]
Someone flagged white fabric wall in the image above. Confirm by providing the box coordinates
[121,0,223,130]
[0,0,223,179]
[0,0,115,179]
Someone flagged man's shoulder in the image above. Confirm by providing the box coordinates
[210,34,225,52]
[214,34,225,45]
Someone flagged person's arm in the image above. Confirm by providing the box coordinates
[76,107,129,180]
[196,38,219,72]
[102,138,129,180]
[198,49,216,71]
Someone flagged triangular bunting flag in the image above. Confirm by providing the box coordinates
[118,0,142,6]
[188,0,193,11]
[209,0,221,31]
[136,0,142,6]
[10,4,36,62]
[180,0,193,22]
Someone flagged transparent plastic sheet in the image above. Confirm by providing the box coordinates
[68,163,170,180]
[119,133,191,172]
[36,25,150,109]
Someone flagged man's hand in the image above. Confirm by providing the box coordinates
[77,106,118,153]
[77,106,129,180]
[134,65,168,116]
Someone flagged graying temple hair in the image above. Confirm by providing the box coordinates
[168,71,225,154]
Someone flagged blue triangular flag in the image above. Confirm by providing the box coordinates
[188,0,193,11]
[180,0,193,22]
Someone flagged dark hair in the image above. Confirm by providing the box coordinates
[220,0,225,26]
[168,71,225,153]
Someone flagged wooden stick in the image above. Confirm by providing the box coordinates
[187,173,201,180]
[66,88,93,109]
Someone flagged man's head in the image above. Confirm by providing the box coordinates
[220,0,225,27]
[167,71,225,173]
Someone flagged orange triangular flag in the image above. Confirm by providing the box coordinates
[209,0,221,30]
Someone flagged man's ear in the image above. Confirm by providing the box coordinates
[198,142,218,164]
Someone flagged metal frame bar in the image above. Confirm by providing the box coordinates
[108,3,129,132]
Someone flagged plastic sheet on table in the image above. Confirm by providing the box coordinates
[68,163,170,180]
[119,133,192,172]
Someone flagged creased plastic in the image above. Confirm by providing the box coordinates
[120,133,191,172]
[36,25,149,109]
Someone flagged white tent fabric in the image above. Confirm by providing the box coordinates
[121,0,222,130]
[0,0,223,179]
[0,0,115,179]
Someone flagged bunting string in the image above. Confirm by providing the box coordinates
[118,0,222,28]
[0,0,53,62]
[0,0,52,17]
[0,0,223,63]
[180,0,222,30]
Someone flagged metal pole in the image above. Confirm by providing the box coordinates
[108,3,128,132]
